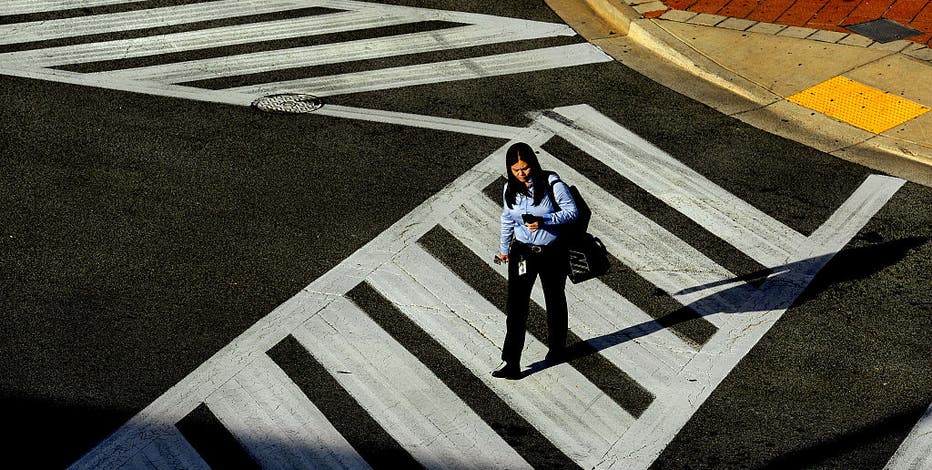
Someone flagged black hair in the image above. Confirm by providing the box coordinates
[504,142,549,209]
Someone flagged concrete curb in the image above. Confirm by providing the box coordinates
[558,0,932,187]
[585,0,779,104]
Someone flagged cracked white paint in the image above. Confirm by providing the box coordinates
[536,106,808,268]
[290,297,531,469]
[0,0,147,16]
[885,400,932,469]
[439,189,695,392]
[0,10,421,67]
[99,23,579,83]
[69,104,903,469]
[369,246,636,467]
[0,0,606,100]
[0,0,306,45]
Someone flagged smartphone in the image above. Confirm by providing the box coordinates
[522,213,536,224]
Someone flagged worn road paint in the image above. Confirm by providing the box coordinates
[289,297,531,469]
[204,354,371,470]
[67,106,903,468]
[536,106,808,268]
[0,0,147,16]
[3,2,916,468]
[885,403,932,470]
[0,0,598,99]
[227,44,613,97]
[0,0,306,45]
[0,10,419,67]
[94,23,578,83]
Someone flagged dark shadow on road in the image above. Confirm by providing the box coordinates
[758,404,927,470]
[3,392,133,470]
[792,236,928,305]
[8,392,415,470]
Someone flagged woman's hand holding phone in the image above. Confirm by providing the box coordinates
[522,213,540,232]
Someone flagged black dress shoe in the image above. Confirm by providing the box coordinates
[491,362,521,379]
[545,349,566,363]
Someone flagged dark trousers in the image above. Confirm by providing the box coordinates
[501,242,569,365]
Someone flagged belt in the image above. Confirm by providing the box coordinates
[513,240,547,253]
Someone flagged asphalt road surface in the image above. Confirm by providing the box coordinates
[1,1,929,469]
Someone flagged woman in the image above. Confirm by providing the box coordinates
[493,142,578,379]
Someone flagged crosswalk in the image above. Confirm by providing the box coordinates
[3,2,925,468]
[67,105,906,469]
[0,0,612,103]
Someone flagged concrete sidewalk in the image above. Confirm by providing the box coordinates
[547,0,932,186]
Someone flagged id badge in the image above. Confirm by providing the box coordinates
[518,259,528,276]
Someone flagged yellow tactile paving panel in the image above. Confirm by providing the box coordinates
[787,76,930,134]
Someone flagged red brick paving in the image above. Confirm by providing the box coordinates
[718,0,759,17]
[659,0,932,46]
[777,0,828,26]
[747,0,796,23]
[665,0,701,10]
[917,1,932,20]
[887,0,927,20]
[847,0,898,23]
[808,0,861,29]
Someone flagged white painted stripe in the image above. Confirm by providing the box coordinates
[228,43,613,97]
[207,378,313,469]
[204,355,371,470]
[315,0,579,34]
[100,22,578,83]
[238,356,372,470]
[127,451,159,470]
[64,105,903,470]
[66,291,338,470]
[1,10,419,67]
[439,192,694,391]
[804,175,906,258]
[0,65,527,140]
[532,146,748,327]
[369,246,633,468]
[538,105,808,268]
[63,109,536,470]
[686,177,907,387]
[599,174,905,469]
[0,64,256,106]
[885,402,932,470]
[291,296,532,470]
[0,0,147,16]
[65,146,512,465]
[137,430,210,470]
[0,0,307,45]
[316,105,525,139]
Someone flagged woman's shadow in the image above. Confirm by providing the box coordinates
[523,236,928,376]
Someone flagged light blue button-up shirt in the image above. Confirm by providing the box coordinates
[499,173,578,255]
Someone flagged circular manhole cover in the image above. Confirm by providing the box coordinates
[252,93,323,114]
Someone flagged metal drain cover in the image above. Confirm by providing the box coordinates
[252,93,323,114]
[845,18,923,43]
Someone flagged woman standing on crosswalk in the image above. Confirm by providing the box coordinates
[493,142,578,379]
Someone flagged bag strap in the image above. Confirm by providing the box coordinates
[546,174,569,212]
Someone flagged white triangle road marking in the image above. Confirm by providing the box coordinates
[0,10,419,67]
[226,43,613,98]
[0,0,147,16]
[0,0,307,45]
[0,0,601,101]
[204,354,372,470]
[97,22,579,83]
